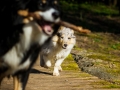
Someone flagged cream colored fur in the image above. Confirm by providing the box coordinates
[40,26,76,76]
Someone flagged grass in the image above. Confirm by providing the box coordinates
[88,54,114,62]
[110,43,120,50]
[88,54,120,75]
[73,45,82,50]
[60,1,119,16]
[92,81,120,88]
[84,33,120,55]
[80,3,119,16]
[62,54,79,71]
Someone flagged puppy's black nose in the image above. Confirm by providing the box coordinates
[52,11,60,19]
[64,44,67,47]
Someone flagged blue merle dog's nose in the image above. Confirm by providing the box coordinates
[52,11,60,19]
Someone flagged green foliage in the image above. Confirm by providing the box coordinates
[60,1,79,11]
[60,1,119,16]
[110,43,120,50]
[80,3,119,16]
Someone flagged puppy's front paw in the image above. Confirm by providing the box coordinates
[53,66,60,76]
[53,71,60,76]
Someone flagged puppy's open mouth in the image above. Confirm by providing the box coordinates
[37,20,53,35]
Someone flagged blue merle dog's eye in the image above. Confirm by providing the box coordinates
[38,0,48,11]
[52,0,59,8]
[40,2,47,7]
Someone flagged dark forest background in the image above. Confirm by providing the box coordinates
[60,0,120,33]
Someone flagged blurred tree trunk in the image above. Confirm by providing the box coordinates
[113,0,117,7]
[118,0,120,15]
[108,0,117,7]
[109,0,112,7]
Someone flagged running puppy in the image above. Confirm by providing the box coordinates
[40,26,76,76]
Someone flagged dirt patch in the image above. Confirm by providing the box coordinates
[1,56,120,90]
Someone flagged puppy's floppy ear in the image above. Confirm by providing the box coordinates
[58,26,64,31]
[71,29,74,34]
[71,33,75,38]
[70,29,75,38]
[52,35,59,42]
[71,34,76,38]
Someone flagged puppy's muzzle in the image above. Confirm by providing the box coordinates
[62,44,68,49]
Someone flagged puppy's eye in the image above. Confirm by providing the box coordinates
[68,37,71,39]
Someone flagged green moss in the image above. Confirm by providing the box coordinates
[92,81,120,88]
[65,54,74,61]
[87,53,120,78]
[87,54,112,61]
[73,45,82,50]
[110,43,120,50]
[103,84,120,88]
[87,53,119,62]
[76,72,93,78]
[62,54,79,71]
[106,65,120,75]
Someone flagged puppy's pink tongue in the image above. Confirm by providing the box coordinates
[43,25,53,35]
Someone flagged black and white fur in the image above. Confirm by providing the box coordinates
[0,0,61,90]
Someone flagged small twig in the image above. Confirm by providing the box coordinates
[58,20,91,34]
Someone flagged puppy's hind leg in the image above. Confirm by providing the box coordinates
[40,55,51,68]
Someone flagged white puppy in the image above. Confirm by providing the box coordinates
[40,26,76,76]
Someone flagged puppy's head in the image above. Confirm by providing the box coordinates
[56,26,76,49]
[19,0,61,36]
